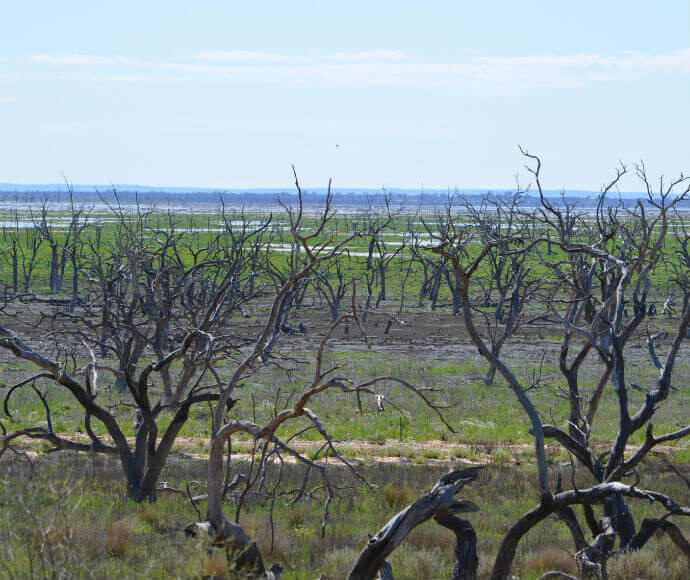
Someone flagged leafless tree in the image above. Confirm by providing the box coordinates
[0,213,22,293]
[198,181,451,578]
[463,191,541,384]
[358,195,400,309]
[2,158,689,580]
[431,149,690,579]
[0,197,275,501]
[313,254,350,322]
[34,188,90,305]
[15,222,44,292]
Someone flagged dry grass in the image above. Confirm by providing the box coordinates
[66,518,137,558]
[606,546,689,579]
[1,454,688,579]
[286,503,307,529]
[521,546,576,577]
[382,481,415,508]
[205,550,228,577]
[101,519,136,557]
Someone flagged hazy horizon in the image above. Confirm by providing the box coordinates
[0,181,663,200]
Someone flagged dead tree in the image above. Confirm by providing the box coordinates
[348,467,482,580]
[262,206,313,342]
[0,213,22,293]
[0,199,273,501]
[34,189,89,301]
[395,215,420,314]
[17,224,43,292]
[463,191,540,383]
[360,195,399,308]
[431,150,690,579]
[313,254,351,322]
[409,242,447,311]
[373,235,402,308]
[199,179,452,578]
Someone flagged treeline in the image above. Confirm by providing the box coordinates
[2,188,688,209]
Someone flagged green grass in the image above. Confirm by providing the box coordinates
[2,335,688,454]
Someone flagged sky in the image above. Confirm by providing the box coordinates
[0,1,688,192]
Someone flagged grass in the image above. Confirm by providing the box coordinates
[2,315,689,473]
[4,338,687,452]
[0,455,687,579]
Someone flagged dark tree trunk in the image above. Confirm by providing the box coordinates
[490,502,553,580]
[604,494,635,548]
[68,252,79,312]
[434,514,478,580]
[349,468,481,580]
[49,244,59,291]
[11,242,18,293]
[378,264,386,303]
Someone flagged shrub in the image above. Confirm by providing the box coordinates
[382,482,414,508]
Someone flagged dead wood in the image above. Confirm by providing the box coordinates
[347,467,482,580]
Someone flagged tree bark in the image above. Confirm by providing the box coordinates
[434,514,478,580]
[348,467,481,580]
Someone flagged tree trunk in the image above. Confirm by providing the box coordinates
[604,494,635,548]
[434,514,479,580]
[68,252,78,312]
[484,365,497,386]
[490,502,553,580]
[349,468,481,580]
[11,242,18,293]
[205,433,266,578]
[49,244,59,292]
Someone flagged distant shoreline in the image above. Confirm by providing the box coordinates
[0,188,687,210]
[0,182,651,197]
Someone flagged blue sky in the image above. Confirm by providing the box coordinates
[1,1,688,191]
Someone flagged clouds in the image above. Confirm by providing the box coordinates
[9,48,690,95]
[328,49,409,61]
[191,48,410,63]
[472,49,690,75]
[192,50,308,63]
[28,53,127,66]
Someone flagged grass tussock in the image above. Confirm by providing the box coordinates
[0,456,687,579]
[607,545,689,580]
[520,546,576,577]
